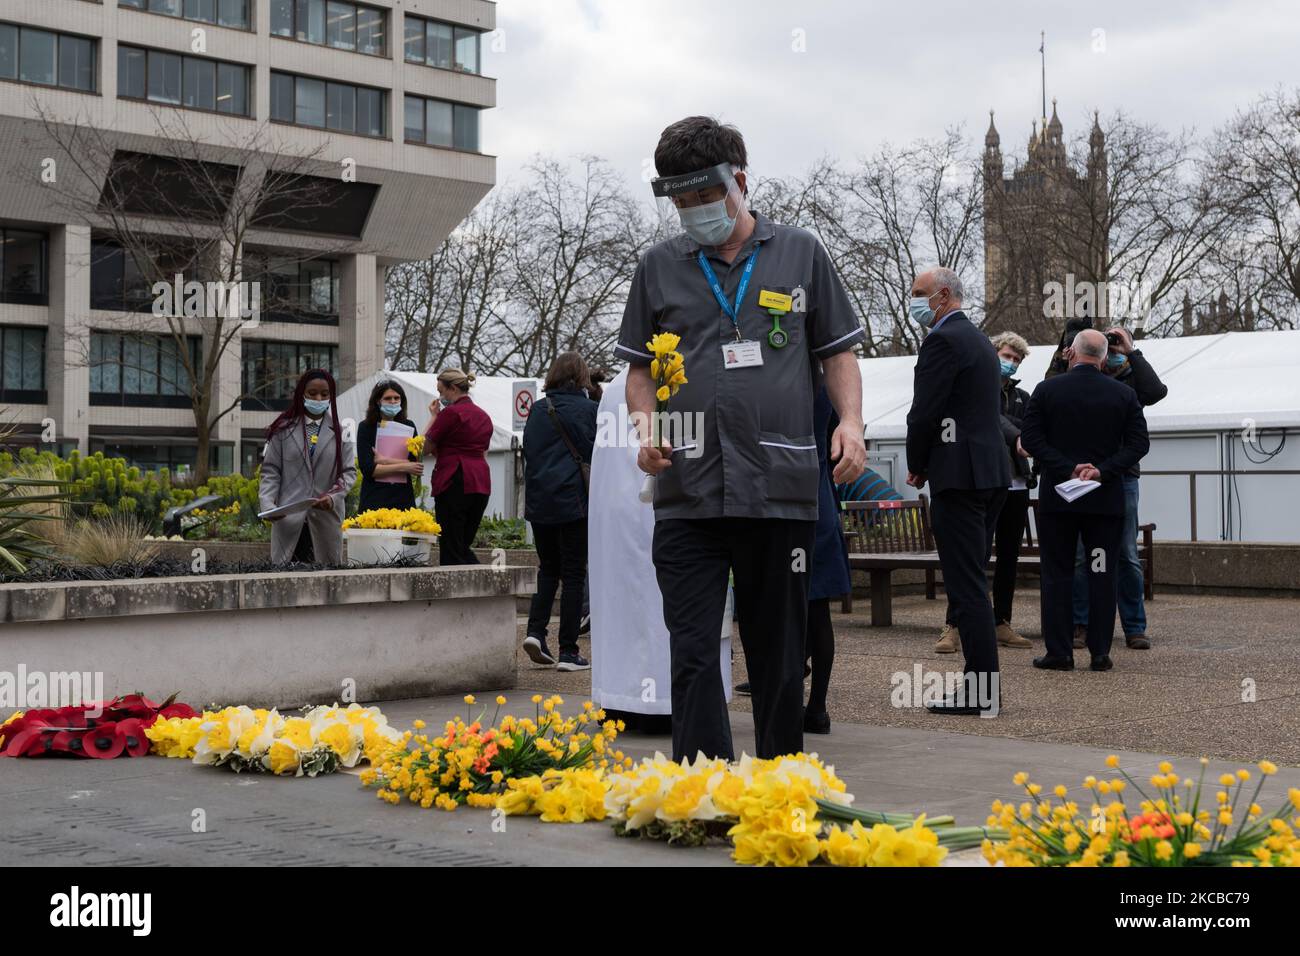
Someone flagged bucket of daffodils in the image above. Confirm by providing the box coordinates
[342,507,441,565]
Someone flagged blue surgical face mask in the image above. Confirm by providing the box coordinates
[678,196,737,247]
[303,398,330,417]
[1106,353,1126,368]
[379,402,401,418]
[908,291,939,325]
[439,397,454,408]
[999,359,1018,378]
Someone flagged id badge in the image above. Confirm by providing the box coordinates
[722,340,763,369]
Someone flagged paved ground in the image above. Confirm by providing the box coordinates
[533,590,1300,765]
[2,589,1296,866]
[4,689,1300,867]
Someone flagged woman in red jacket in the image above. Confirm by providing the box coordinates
[425,368,493,565]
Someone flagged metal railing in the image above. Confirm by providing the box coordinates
[1142,470,1300,541]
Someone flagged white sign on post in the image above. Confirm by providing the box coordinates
[512,380,535,432]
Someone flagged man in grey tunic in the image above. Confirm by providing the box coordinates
[618,116,866,762]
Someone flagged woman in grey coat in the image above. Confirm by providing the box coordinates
[259,368,357,565]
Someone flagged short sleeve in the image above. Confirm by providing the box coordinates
[614,257,656,365]
[807,239,866,359]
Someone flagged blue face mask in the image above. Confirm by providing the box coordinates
[379,402,401,418]
[908,292,938,325]
[999,359,1018,378]
[439,397,454,408]
[303,398,330,417]
[1106,353,1126,368]
[678,197,737,247]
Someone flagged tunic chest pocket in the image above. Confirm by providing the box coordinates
[758,431,819,504]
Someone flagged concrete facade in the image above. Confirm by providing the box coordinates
[0,0,496,473]
[0,564,533,708]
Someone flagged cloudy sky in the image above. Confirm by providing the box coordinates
[480,0,1298,193]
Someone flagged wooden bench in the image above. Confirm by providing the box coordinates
[840,495,1155,626]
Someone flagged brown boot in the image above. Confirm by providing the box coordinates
[935,623,960,654]
[997,622,1032,648]
[1125,633,1151,650]
[1073,625,1087,649]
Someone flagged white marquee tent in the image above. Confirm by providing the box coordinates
[336,371,542,519]
[861,329,1300,542]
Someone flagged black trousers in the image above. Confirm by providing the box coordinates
[805,597,834,714]
[652,517,814,763]
[525,518,588,657]
[1038,510,1122,659]
[435,468,489,566]
[992,489,1030,624]
[931,488,1006,682]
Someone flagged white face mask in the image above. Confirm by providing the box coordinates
[678,197,737,246]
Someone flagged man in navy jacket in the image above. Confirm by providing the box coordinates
[905,267,1011,715]
[1020,329,1150,671]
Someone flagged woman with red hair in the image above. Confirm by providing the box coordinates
[258,368,357,564]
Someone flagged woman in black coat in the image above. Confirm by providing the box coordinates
[520,352,598,673]
[356,379,422,513]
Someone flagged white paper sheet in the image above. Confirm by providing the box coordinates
[257,496,319,519]
[1054,478,1101,503]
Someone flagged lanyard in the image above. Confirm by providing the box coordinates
[697,245,759,342]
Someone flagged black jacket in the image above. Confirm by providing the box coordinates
[1020,364,1150,515]
[906,311,1012,493]
[1110,349,1167,477]
[522,386,598,525]
[999,378,1036,488]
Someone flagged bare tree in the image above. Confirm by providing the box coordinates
[29,104,366,481]
[1196,87,1300,332]
[385,188,521,374]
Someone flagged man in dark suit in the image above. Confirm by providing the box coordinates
[905,267,1011,715]
[1019,329,1150,672]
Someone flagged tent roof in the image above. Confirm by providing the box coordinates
[335,370,543,453]
[863,329,1300,440]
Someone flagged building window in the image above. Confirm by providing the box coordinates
[118,45,251,116]
[90,237,210,313]
[1,229,48,306]
[118,0,251,31]
[271,0,386,56]
[404,15,480,73]
[90,332,200,408]
[403,94,480,151]
[243,252,339,324]
[270,71,385,137]
[0,23,96,92]
[241,340,339,410]
[0,326,45,402]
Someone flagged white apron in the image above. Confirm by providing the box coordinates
[589,369,732,715]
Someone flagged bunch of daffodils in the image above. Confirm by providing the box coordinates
[983,756,1300,867]
[362,695,631,811]
[342,507,440,535]
[405,435,425,457]
[647,332,687,404]
[497,768,610,822]
[145,703,402,777]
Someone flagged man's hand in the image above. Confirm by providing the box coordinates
[830,419,867,484]
[1108,327,1134,356]
[1016,436,1030,458]
[638,438,673,476]
[312,493,334,511]
[906,471,926,489]
[1073,463,1101,482]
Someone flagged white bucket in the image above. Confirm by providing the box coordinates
[343,528,438,566]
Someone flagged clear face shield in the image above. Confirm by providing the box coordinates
[650,163,747,247]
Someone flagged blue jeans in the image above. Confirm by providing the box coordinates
[1072,475,1146,635]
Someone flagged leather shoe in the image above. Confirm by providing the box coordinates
[1033,654,1075,671]
[803,708,831,734]
[1125,634,1151,650]
[1090,655,1114,671]
[1072,625,1087,649]
[927,695,1000,716]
